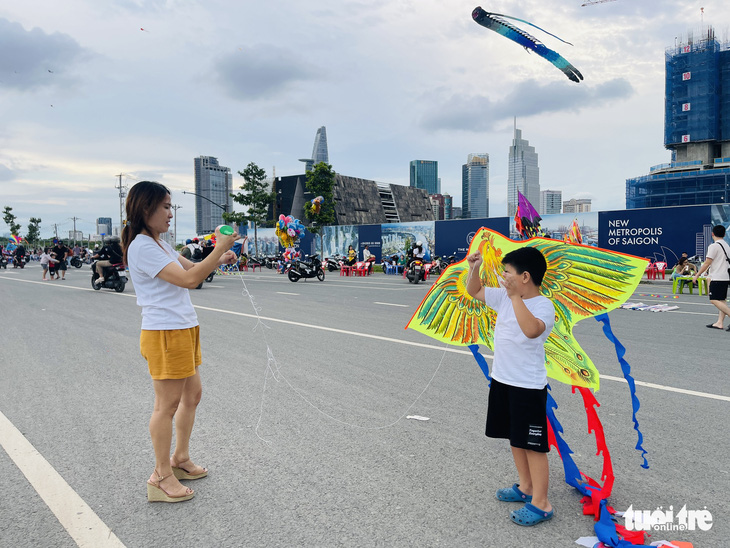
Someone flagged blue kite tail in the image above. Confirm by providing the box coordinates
[468,344,492,386]
[594,313,649,469]
[545,385,589,495]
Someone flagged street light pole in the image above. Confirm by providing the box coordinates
[182,190,228,233]
[171,204,182,245]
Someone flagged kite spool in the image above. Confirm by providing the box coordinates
[217,224,234,236]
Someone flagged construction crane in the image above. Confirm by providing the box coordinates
[581,0,617,6]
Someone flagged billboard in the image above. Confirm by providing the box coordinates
[598,205,710,262]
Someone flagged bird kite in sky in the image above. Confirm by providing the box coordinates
[472,7,583,83]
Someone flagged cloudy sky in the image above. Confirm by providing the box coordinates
[1,0,728,240]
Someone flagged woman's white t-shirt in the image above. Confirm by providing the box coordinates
[483,287,555,390]
[127,234,198,330]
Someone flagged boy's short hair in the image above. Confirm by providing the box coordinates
[502,247,548,286]
[712,225,726,238]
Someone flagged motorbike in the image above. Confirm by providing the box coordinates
[12,254,26,269]
[324,254,344,272]
[91,261,128,292]
[287,254,325,282]
[406,258,426,284]
[70,256,83,268]
[431,254,456,276]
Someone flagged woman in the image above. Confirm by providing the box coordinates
[346,245,357,266]
[122,181,238,503]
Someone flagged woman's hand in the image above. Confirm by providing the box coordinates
[218,250,237,266]
[214,227,239,251]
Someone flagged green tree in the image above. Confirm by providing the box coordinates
[303,162,336,255]
[3,206,22,236]
[223,162,275,257]
[26,217,42,247]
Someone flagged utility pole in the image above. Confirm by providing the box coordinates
[171,204,182,246]
[115,174,127,236]
[71,216,79,245]
[54,224,58,240]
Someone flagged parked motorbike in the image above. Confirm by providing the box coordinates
[287,254,325,282]
[324,254,344,272]
[70,256,83,268]
[406,258,426,284]
[431,254,456,275]
[91,261,127,292]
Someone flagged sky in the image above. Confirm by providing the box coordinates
[1,0,728,241]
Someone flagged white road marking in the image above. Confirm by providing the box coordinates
[0,410,126,548]
[2,276,728,401]
[277,291,300,296]
[601,375,730,402]
[374,302,409,307]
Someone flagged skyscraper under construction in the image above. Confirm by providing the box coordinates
[626,26,730,208]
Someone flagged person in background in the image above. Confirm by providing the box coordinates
[693,225,730,330]
[346,245,357,266]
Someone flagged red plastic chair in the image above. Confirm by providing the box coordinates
[654,262,667,279]
[645,263,657,280]
[340,262,352,276]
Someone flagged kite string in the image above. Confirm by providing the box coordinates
[231,268,447,444]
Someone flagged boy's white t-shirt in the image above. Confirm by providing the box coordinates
[482,287,555,390]
[127,234,198,330]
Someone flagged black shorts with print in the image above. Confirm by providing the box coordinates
[709,280,729,301]
[486,378,549,453]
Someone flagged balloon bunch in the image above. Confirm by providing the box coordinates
[275,215,306,248]
[309,196,324,215]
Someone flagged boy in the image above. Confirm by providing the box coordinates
[466,246,555,526]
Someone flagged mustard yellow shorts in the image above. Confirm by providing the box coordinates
[140,326,202,380]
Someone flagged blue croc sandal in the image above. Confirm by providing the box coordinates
[496,483,532,503]
[510,503,554,526]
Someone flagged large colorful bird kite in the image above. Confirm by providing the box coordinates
[407,229,645,390]
[472,7,583,83]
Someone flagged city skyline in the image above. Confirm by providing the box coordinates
[507,126,540,217]
[462,153,489,219]
[1,0,727,240]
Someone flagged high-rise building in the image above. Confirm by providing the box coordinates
[626,27,730,208]
[563,198,591,213]
[194,156,233,235]
[410,160,439,195]
[96,217,112,236]
[540,190,562,215]
[461,154,489,219]
[299,126,329,172]
[443,194,453,220]
[507,123,540,217]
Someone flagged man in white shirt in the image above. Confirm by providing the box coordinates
[693,224,730,330]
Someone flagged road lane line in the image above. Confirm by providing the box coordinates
[374,302,409,307]
[2,277,728,401]
[601,375,730,402]
[0,411,126,548]
[277,292,300,296]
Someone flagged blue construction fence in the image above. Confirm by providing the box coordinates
[242,204,730,265]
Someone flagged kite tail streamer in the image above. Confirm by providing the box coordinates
[468,344,492,386]
[575,386,615,520]
[545,385,586,493]
[594,313,650,469]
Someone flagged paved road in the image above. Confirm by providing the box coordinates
[0,264,727,547]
